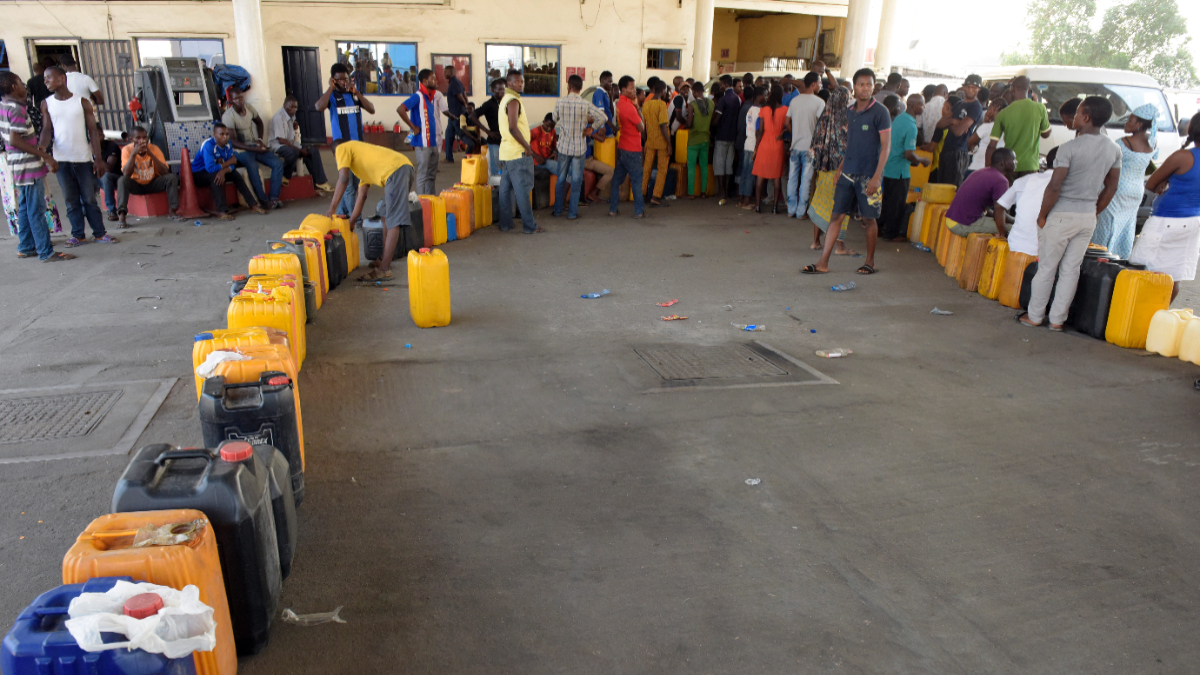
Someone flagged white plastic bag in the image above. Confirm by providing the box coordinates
[65,581,217,659]
[196,349,250,379]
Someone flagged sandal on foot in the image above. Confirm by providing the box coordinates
[1048,323,1064,332]
[1016,312,1042,328]
[42,252,76,262]
[800,264,827,275]
[63,237,87,248]
[16,251,33,258]
[250,205,270,215]
[94,234,120,244]
[215,212,236,221]
[358,269,392,281]
[167,214,186,222]
[855,264,876,275]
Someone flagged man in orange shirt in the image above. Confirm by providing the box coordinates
[117,125,181,226]
[609,75,645,219]
[529,113,559,174]
[641,80,671,206]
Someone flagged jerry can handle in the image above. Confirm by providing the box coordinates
[33,607,70,618]
[154,448,215,465]
[267,239,299,253]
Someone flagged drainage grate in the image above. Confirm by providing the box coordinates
[0,390,124,444]
[635,345,787,380]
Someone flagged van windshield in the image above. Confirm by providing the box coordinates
[1035,82,1174,132]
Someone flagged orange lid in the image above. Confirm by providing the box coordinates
[232,274,247,281]
[219,441,254,462]
[123,593,163,619]
[267,375,290,386]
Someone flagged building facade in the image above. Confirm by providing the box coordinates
[4,0,871,137]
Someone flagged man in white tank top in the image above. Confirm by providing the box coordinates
[39,65,118,246]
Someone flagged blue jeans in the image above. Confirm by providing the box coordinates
[444,117,476,160]
[499,155,537,232]
[739,150,755,197]
[553,154,586,219]
[541,159,560,176]
[487,143,501,179]
[336,171,360,218]
[235,149,284,204]
[787,149,814,217]
[57,162,105,240]
[609,149,644,216]
[101,172,120,213]
[16,178,54,260]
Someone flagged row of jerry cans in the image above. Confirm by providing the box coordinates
[418,185,493,246]
[4,437,299,675]
[909,188,1174,349]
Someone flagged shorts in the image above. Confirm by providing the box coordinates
[713,141,735,176]
[833,173,882,221]
[378,164,414,230]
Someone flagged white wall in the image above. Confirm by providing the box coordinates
[5,0,704,132]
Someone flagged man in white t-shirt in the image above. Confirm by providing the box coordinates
[966,99,1006,178]
[994,146,1059,257]
[60,53,103,107]
[785,72,825,219]
[221,88,284,208]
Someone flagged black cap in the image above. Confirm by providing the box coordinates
[964,74,983,87]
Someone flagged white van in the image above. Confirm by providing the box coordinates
[980,66,1181,158]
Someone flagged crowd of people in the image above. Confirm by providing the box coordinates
[3,56,1199,315]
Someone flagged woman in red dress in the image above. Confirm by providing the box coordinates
[752,84,788,213]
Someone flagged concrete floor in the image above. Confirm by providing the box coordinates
[3,159,1200,674]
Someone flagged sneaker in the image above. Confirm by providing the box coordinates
[94,234,120,244]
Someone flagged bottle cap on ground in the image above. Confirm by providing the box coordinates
[123,593,163,619]
[219,440,254,462]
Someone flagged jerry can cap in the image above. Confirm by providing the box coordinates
[267,375,290,386]
[324,234,333,240]
[232,274,247,281]
[419,248,431,253]
[123,593,163,619]
[194,332,214,342]
[219,440,254,463]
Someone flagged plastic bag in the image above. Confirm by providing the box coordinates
[66,581,217,659]
[132,519,208,548]
[282,606,346,625]
[196,350,249,378]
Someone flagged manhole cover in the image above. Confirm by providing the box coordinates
[0,390,123,444]
[635,345,787,380]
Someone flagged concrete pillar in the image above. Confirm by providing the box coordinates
[231,0,272,112]
[874,0,898,74]
[692,0,714,83]
[841,0,871,77]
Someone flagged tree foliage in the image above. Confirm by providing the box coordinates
[1001,0,1198,88]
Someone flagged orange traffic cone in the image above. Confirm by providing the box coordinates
[176,146,208,218]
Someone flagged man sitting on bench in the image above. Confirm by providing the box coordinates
[117,125,182,225]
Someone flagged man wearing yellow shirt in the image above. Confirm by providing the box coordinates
[499,69,542,233]
[326,140,414,280]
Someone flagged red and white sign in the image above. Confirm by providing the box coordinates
[566,66,586,81]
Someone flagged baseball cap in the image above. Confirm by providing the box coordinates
[964,74,983,87]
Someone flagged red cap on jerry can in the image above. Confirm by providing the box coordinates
[219,440,254,462]
[123,593,164,619]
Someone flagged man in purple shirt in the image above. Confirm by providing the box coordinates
[945,148,1016,236]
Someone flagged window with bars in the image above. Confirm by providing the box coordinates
[646,49,681,71]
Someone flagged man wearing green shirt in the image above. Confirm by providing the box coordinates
[985,76,1050,177]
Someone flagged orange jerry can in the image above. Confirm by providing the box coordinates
[235,276,306,365]
[227,287,304,369]
[272,239,322,310]
[209,343,305,471]
[998,250,1038,309]
[920,204,946,250]
[282,230,329,296]
[977,237,1010,300]
[192,327,289,400]
[63,510,237,675]
[441,189,472,240]
[943,230,968,277]
[419,195,448,246]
